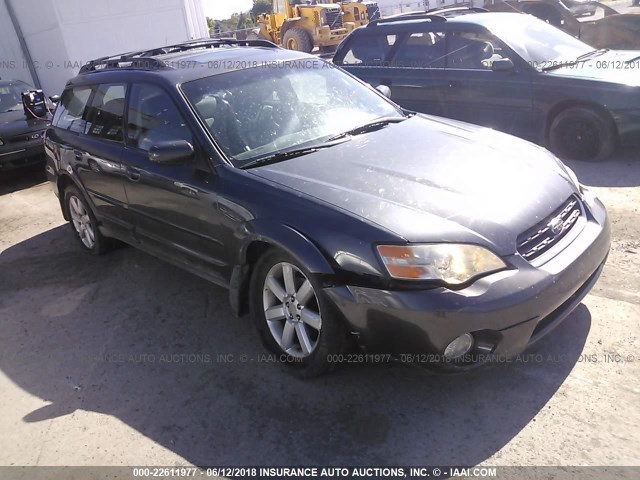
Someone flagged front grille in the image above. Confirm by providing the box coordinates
[517,196,583,262]
[366,3,381,21]
[325,8,343,29]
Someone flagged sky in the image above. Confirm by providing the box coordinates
[202,0,255,20]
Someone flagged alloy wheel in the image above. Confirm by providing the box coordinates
[69,195,96,249]
[262,262,322,358]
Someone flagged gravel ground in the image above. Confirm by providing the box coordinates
[0,148,638,470]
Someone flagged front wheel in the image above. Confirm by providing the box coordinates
[548,106,616,162]
[250,249,348,377]
[282,28,313,53]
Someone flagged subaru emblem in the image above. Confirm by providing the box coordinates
[549,216,564,236]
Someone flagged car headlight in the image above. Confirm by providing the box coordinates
[377,244,506,285]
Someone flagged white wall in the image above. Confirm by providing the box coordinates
[0,0,33,86]
[0,0,208,96]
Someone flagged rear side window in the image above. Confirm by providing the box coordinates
[52,87,92,133]
[85,84,127,142]
[340,34,397,66]
[392,31,447,68]
[126,83,193,151]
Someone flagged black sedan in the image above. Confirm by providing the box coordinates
[0,80,50,171]
[333,11,640,161]
[45,41,610,376]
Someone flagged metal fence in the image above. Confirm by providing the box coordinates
[378,0,483,16]
[209,28,260,41]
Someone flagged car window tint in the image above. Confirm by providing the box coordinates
[126,84,193,152]
[85,84,127,141]
[392,31,446,68]
[340,34,397,65]
[446,31,512,70]
[52,87,92,133]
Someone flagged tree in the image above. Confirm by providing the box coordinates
[237,13,247,30]
[252,0,272,19]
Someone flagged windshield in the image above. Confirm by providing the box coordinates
[488,15,592,66]
[181,59,403,167]
[0,82,31,113]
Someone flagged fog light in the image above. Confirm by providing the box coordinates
[444,333,474,360]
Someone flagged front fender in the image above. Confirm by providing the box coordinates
[239,220,335,274]
[229,220,336,318]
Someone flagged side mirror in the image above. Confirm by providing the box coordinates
[376,84,392,98]
[148,140,194,166]
[49,95,61,104]
[492,58,515,72]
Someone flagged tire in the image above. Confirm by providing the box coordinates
[282,28,313,53]
[64,185,110,255]
[548,106,616,162]
[250,249,348,377]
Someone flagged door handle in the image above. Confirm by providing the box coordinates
[448,81,461,88]
[126,167,141,182]
[174,182,199,198]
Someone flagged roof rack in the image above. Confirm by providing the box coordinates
[79,38,278,74]
[367,5,488,26]
[425,6,488,16]
[368,13,447,25]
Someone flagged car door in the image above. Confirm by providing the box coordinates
[440,27,536,140]
[49,84,132,233]
[121,82,229,284]
[383,30,453,117]
[337,30,451,117]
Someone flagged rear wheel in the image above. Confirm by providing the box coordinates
[548,106,616,162]
[250,249,348,377]
[64,186,110,255]
[282,28,313,53]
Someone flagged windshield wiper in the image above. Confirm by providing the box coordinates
[576,48,609,61]
[327,116,407,142]
[541,49,611,72]
[240,138,349,170]
[239,116,407,170]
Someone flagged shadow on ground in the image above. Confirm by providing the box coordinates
[0,226,592,466]
[565,147,640,188]
[0,165,47,196]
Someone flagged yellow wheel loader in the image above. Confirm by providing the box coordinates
[334,1,381,27]
[257,0,356,53]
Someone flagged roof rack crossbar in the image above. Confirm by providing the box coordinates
[79,57,167,74]
[369,13,447,25]
[425,6,489,15]
[137,38,277,57]
[79,38,278,74]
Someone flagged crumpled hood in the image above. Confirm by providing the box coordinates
[249,115,577,255]
[547,50,640,87]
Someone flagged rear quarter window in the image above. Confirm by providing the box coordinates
[52,86,92,134]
